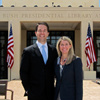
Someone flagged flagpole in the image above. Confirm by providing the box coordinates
[10,68,11,81]
[89,67,90,71]
[10,23,12,81]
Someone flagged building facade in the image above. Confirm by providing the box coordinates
[0,0,100,80]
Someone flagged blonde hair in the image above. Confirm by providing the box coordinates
[56,36,75,64]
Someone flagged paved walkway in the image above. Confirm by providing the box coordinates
[0,79,100,100]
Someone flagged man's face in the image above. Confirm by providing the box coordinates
[35,25,49,44]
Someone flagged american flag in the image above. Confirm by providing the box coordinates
[7,24,14,69]
[85,23,97,68]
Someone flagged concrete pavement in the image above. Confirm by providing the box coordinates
[0,79,100,100]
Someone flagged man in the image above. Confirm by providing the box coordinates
[20,22,58,100]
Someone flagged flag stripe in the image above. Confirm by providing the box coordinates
[7,24,14,69]
[8,38,14,44]
[7,42,14,49]
[85,23,97,68]
[8,49,14,57]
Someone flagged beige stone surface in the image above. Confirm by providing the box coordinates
[0,80,27,100]
[0,7,100,80]
[83,79,100,100]
[2,0,99,7]
[0,80,100,100]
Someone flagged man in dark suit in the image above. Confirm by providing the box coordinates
[20,22,58,100]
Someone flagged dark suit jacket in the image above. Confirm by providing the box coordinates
[54,56,83,100]
[20,43,57,100]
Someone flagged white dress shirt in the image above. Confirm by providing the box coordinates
[36,41,48,60]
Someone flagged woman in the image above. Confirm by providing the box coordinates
[54,36,83,100]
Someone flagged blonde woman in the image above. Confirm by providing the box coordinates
[54,36,83,100]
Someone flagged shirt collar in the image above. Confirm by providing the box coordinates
[36,40,47,49]
[57,57,61,65]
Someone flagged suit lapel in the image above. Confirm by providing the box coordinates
[33,43,45,64]
[46,44,52,65]
[33,43,52,65]
[58,65,60,79]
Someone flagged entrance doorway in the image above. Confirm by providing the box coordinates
[27,31,74,47]
[0,31,8,79]
[94,31,100,78]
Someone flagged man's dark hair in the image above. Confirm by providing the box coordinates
[35,22,49,32]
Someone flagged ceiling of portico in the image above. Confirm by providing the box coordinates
[0,22,100,31]
[0,22,8,30]
[21,22,80,30]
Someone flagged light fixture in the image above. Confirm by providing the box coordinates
[57,5,60,7]
[11,5,15,7]
[79,5,82,7]
[68,5,72,7]
[91,5,94,7]
[23,5,26,7]
[34,5,38,7]
[45,5,48,7]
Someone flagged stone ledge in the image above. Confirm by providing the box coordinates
[83,71,96,80]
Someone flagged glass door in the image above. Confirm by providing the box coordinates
[27,31,74,47]
[0,31,8,79]
[94,31,100,78]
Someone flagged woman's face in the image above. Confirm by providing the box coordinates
[59,40,72,55]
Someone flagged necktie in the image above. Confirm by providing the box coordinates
[42,45,47,64]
